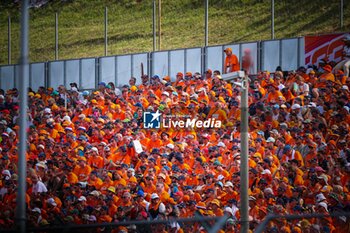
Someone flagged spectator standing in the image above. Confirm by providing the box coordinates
[223,48,240,74]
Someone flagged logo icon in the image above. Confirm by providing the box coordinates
[143,110,161,129]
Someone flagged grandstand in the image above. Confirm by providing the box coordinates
[0,1,350,233]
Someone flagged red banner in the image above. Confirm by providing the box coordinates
[305,33,349,66]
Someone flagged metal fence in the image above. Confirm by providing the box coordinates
[255,212,350,233]
[1,214,231,233]
[0,37,304,91]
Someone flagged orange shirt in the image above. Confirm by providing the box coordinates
[224,55,240,73]
[267,91,283,103]
[73,164,92,181]
[88,156,104,169]
[146,139,163,152]
[67,172,79,184]
[88,177,103,190]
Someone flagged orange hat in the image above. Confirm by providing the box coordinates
[206,69,212,74]
[176,72,184,77]
[224,48,232,53]
[52,105,59,111]
[218,97,226,103]
[196,202,207,209]
[210,199,221,207]
[163,76,171,82]
[183,195,190,202]
[253,152,262,159]
[292,227,302,233]
[281,226,291,233]
[129,176,137,183]
[91,99,97,104]
[185,72,192,77]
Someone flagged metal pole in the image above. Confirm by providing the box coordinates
[17,0,29,233]
[240,74,249,233]
[340,0,343,29]
[152,0,156,51]
[204,0,208,47]
[8,16,11,64]
[64,93,67,109]
[55,12,58,60]
[104,6,108,56]
[271,0,274,39]
[158,0,161,51]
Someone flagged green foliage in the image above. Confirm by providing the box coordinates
[0,0,348,65]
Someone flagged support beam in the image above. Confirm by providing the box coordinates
[17,0,29,233]
[104,7,108,56]
[55,12,58,60]
[153,0,156,51]
[240,74,249,233]
[8,16,11,64]
[158,0,161,50]
[271,0,275,39]
[204,0,208,47]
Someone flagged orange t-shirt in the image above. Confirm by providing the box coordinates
[224,55,240,73]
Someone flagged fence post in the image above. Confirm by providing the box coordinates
[184,49,187,72]
[153,0,156,51]
[17,1,29,233]
[340,0,343,29]
[104,7,108,56]
[55,12,58,60]
[95,58,99,89]
[204,0,208,47]
[240,74,249,233]
[8,16,11,64]
[167,50,171,77]
[158,0,161,50]
[202,47,206,75]
[271,0,274,39]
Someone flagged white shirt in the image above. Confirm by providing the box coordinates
[32,181,48,194]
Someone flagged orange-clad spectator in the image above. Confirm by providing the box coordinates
[281,145,304,167]
[87,172,103,190]
[266,85,283,104]
[87,147,104,169]
[73,157,92,182]
[146,131,163,152]
[223,48,239,74]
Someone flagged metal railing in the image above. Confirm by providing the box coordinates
[255,212,350,233]
[1,214,231,233]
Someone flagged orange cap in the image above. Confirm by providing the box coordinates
[163,76,171,81]
[185,72,192,77]
[129,176,137,183]
[176,72,184,77]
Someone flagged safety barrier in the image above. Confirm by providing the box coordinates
[0,37,304,91]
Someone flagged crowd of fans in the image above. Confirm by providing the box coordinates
[0,56,349,233]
